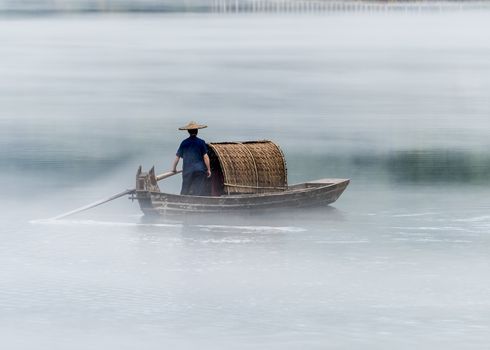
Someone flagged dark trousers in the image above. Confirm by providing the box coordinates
[181,171,207,196]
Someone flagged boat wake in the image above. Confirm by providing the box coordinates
[197,224,306,233]
[30,218,181,228]
[29,219,306,233]
[453,215,490,223]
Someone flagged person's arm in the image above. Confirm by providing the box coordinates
[203,154,211,178]
[172,156,180,173]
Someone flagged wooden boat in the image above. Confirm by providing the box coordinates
[134,176,349,214]
[133,140,349,215]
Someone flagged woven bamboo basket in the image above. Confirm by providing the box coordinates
[208,140,287,194]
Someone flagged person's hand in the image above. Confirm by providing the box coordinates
[206,169,211,178]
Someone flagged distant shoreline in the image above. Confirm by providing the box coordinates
[1,0,490,15]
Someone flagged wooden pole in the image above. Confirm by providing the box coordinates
[156,170,182,181]
[50,189,135,220]
[51,170,182,220]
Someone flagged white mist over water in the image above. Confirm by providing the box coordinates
[2,10,490,349]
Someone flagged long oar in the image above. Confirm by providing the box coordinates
[50,189,135,220]
[51,170,181,220]
[156,170,182,181]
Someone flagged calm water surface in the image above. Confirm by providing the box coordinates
[1,11,490,349]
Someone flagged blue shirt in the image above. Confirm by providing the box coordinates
[176,135,208,175]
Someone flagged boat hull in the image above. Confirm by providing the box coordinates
[134,178,349,215]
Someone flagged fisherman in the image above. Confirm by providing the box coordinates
[172,121,212,196]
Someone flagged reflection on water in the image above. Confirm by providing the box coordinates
[2,10,490,350]
[387,149,490,184]
[5,188,490,349]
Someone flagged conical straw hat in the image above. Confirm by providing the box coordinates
[178,121,208,130]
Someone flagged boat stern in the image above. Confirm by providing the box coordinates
[135,166,162,214]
